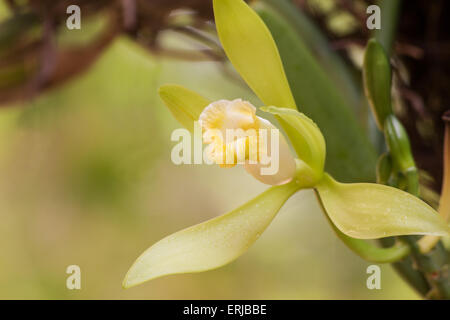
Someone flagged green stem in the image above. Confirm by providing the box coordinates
[379,162,449,298]
[402,236,450,299]
[405,167,419,196]
[400,163,450,299]
[378,236,431,296]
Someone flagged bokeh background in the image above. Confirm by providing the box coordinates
[2,0,445,299]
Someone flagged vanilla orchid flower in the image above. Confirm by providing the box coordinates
[122,0,449,288]
[199,98,296,185]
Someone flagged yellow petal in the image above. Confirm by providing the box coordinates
[213,0,296,109]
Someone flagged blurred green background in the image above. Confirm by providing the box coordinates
[0,34,418,299]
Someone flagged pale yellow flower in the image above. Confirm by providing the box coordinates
[199,99,296,185]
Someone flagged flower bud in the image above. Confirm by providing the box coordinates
[363,39,393,130]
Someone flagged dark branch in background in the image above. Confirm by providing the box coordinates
[27,15,57,96]
[121,0,137,32]
[0,0,217,104]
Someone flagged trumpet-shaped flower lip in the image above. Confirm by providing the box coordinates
[199,99,261,167]
[198,99,296,185]
[199,99,259,139]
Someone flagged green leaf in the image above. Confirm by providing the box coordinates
[213,0,296,109]
[258,0,362,110]
[261,106,325,176]
[158,84,210,132]
[255,4,377,183]
[316,174,449,239]
[363,38,393,130]
[123,180,301,288]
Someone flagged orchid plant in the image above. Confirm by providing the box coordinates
[123,0,449,290]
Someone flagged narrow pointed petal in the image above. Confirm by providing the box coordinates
[316,174,450,239]
[158,84,210,132]
[213,0,296,109]
[123,180,301,288]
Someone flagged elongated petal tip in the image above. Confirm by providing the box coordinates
[123,181,301,288]
[316,174,450,239]
[213,0,296,109]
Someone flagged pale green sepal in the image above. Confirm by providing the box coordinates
[314,190,410,263]
[316,174,449,239]
[261,106,325,176]
[213,0,296,109]
[158,84,210,132]
[123,180,301,288]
